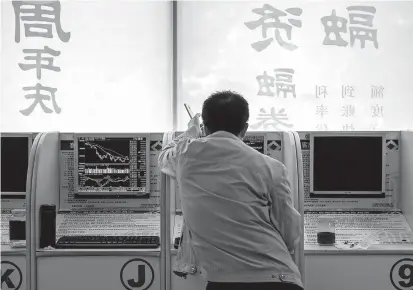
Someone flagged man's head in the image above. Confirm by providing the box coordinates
[201,90,249,138]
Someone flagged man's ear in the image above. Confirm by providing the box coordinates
[240,123,249,139]
[203,126,210,136]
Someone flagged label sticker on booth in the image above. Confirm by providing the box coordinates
[1,261,23,290]
[120,258,154,290]
[390,258,413,290]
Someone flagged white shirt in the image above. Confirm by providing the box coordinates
[159,127,302,287]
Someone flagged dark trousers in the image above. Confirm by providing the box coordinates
[206,282,304,290]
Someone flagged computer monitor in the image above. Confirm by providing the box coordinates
[1,134,32,196]
[74,134,150,196]
[310,133,386,197]
[244,134,265,154]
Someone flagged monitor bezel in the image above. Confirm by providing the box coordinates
[310,132,386,198]
[73,133,150,197]
[1,133,34,197]
[244,132,267,154]
[173,131,269,154]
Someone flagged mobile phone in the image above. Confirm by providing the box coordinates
[184,104,205,135]
[184,104,195,119]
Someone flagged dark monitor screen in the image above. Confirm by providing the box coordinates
[312,136,384,195]
[1,137,29,194]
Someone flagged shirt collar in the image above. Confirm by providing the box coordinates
[208,131,241,141]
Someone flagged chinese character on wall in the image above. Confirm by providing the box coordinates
[342,124,355,131]
[321,6,378,49]
[341,104,356,117]
[315,85,328,98]
[371,85,384,99]
[316,124,328,131]
[257,68,296,98]
[371,104,384,117]
[316,104,328,118]
[250,108,293,130]
[13,0,70,116]
[245,4,302,51]
[342,85,355,98]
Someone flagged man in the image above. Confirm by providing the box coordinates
[158,91,303,290]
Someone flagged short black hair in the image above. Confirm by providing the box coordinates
[202,90,249,135]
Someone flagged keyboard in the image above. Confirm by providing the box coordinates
[55,236,160,249]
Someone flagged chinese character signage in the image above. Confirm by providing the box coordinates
[241,2,402,131]
[257,68,296,98]
[250,107,293,130]
[321,6,378,49]
[14,1,70,116]
[246,4,379,51]
[245,5,302,51]
[179,1,413,131]
[2,1,172,132]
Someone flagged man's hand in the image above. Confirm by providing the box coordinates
[187,113,203,138]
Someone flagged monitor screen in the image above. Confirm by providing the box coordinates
[1,136,30,194]
[244,136,265,154]
[311,135,384,196]
[74,135,148,195]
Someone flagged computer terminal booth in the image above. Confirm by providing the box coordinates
[301,131,413,290]
[1,132,38,290]
[25,132,167,290]
[163,131,305,290]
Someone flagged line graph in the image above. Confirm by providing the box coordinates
[85,141,129,163]
[76,136,147,193]
[84,175,130,188]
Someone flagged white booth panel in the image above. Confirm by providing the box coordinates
[171,254,413,290]
[1,256,26,290]
[305,254,413,290]
[37,256,160,290]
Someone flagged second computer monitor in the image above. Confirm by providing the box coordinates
[243,135,265,154]
[310,133,386,197]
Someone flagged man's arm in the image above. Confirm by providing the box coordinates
[158,115,202,178]
[268,165,302,252]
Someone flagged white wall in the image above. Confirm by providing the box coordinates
[178,1,413,131]
[1,0,172,132]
